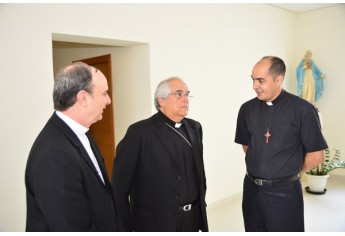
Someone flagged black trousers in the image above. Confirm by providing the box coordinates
[242,175,304,232]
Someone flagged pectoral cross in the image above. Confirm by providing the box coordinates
[264,130,271,144]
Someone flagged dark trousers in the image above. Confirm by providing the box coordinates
[242,175,305,232]
[176,202,202,232]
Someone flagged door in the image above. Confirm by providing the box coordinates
[77,54,115,180]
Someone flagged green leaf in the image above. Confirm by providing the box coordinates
[307,148,344,175]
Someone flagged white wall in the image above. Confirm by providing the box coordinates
[294,6,345,160]
[293,5,345,176]
[0,3,344,231]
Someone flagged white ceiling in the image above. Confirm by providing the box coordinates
[271,3,339,13]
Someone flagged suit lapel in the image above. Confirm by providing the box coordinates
[152,112,203,169]
[153,114,179,165]
[52,113,109,187]
[184,119,197,147]
[86,132,112,187]
[183,119,203,175]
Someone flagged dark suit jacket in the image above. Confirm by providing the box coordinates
[25,112,117,231]
[112,112,208,232]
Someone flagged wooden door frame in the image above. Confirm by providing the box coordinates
[76,54,115,179]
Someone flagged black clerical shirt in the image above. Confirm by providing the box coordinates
[159,111,199,205]
[235,90,328,179]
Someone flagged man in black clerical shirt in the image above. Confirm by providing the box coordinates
[112,77,208,232]
[235,56,328,232]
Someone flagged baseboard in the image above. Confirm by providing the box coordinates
[207,192,242,212]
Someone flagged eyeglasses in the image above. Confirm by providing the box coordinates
[167,90,192,99]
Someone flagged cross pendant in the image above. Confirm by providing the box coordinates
[264,130,271,144]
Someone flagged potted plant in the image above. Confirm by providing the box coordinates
[305,148,345,194]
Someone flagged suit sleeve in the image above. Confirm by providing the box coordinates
[199,123,207,195]
[29,149,95,231]
[235,104,250,145]
[111,125,141,231]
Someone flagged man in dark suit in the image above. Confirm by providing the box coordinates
[25,62,117,231]
[112,77,208,232]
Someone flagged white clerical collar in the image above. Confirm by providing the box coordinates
[266,90,285,106]
[175,123,182,128]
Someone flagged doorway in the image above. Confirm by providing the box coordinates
[52,36,152,180]
[78,54,116,179]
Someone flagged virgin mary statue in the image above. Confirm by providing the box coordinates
[296,50,326,105]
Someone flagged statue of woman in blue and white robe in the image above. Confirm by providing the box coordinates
[296,50,326,105]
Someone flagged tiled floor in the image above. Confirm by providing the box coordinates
[207,174,345,232]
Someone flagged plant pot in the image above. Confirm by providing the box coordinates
[305,173,329,193]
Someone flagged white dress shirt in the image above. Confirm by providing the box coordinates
[56,111,105,184]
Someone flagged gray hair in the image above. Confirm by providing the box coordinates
[53,62,94,111]
[261,56,286,78]
[154,76,183,111]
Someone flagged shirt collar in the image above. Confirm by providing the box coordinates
[266,89,285,106]
[158,110,184,128]
[56,111,89,137]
